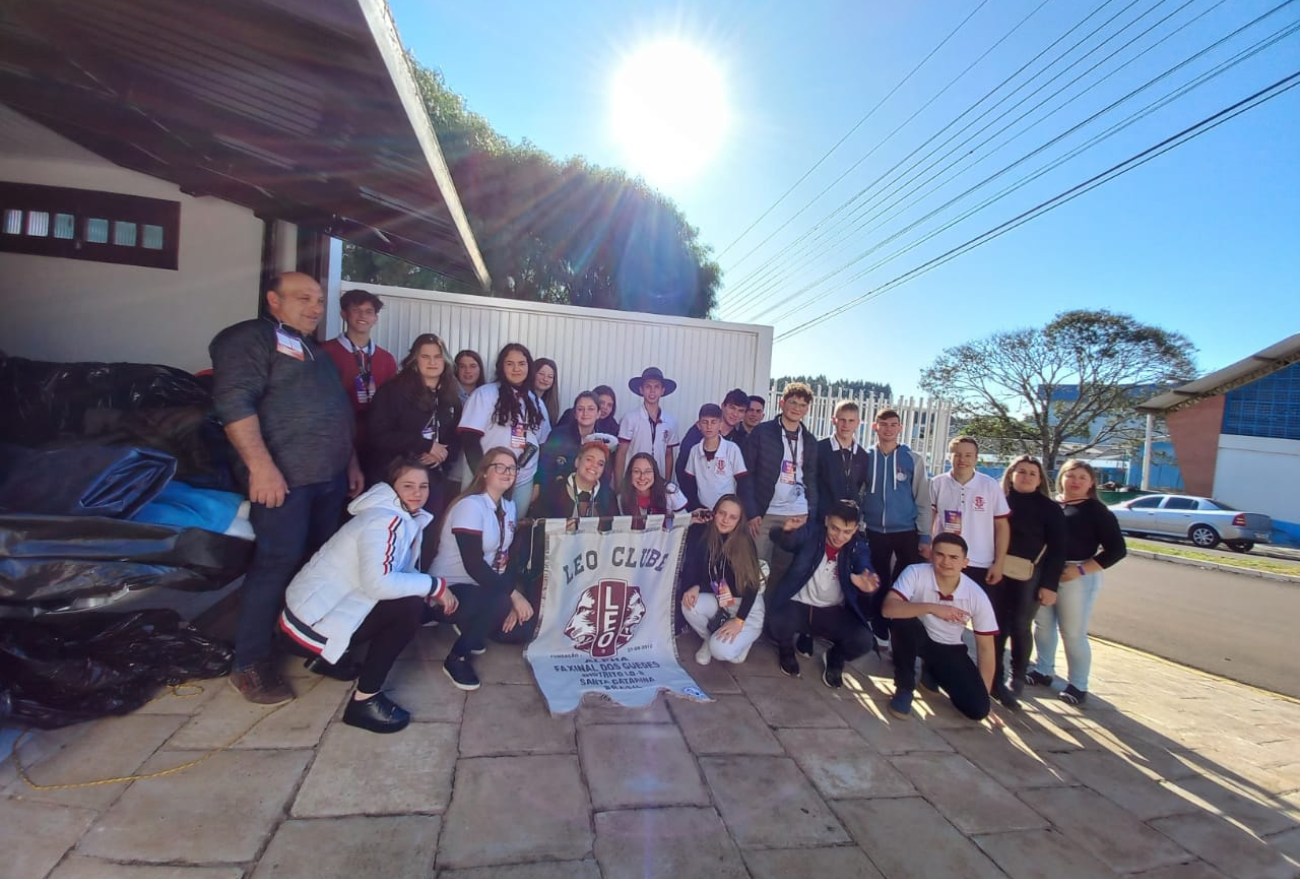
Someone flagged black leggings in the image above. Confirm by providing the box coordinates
[982,572,1039,682]
[282,595,424,694]
[890,617,990,720]
[427,581,520,655]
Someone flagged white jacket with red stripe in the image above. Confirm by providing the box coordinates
[284,482,443,663]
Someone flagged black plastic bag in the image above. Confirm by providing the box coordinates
[0,514,253,606]
[0,356,211,447]
[0,610,233,729]
[0,445,176,518]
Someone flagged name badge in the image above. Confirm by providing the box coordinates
[275,329,304,361]
[355,373,375,405]
[779,460,797,484]
[895,469,909,482]
[713,580,736,608]
[421,426,436,441]
[943,509,963,533]
[510,422,527,449]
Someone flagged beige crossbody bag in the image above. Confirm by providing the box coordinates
[1002,545,1047,581]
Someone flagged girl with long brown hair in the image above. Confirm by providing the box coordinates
[680,495,766,665]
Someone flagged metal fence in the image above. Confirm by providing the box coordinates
[767,382,954,473]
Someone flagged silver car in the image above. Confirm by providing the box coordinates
[1109,494,1272,552]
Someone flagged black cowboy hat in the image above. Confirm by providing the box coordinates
[628,366,677,397]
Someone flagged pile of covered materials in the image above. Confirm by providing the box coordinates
[0,356,253,727]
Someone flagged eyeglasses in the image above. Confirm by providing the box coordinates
[488,462,518,475]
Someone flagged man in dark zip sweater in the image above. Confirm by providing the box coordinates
[816,400,870,518]
[210,272,363,705]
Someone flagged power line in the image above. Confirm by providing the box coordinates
[761,16,1300,326]
[723,0,1173,318]
[714,0,993,263]
[771,70,1300,344]
[738,0,1224,322]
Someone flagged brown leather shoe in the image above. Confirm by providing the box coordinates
[229,660,295,705]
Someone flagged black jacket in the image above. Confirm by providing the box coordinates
[535,475,618,520]
[741,418,819,518]
[769,521,875,627]
[816,438,870,518]
[364,373,461,485]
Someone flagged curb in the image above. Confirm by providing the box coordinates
[1130,548,1300,584]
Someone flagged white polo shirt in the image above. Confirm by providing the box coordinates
[793,548,845,608]
[460,383,552,484]
[767,428,809,516]
[685,436,748,509]
[928,471,1010,567]
[618,404,678,471]
[429,493,517,583]
[892,563,998,644]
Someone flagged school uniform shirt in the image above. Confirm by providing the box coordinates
[684,437,748,510]
[766,428,809,516]
[429,493,517,584]
[459,382,552,485]
[322,335,398,415]
[792,545,845,608]
[618,404,678,469]
[928,471,1011,568]
[892,562,999,645]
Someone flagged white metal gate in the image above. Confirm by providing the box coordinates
[767,383,953,473]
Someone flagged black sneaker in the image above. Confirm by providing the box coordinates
[229,659,294,705]
[304,654,361,681]
[1059,684,1088,707]
[795,633,814,659]
[993,680,1022,712]
[343,692,411,733]
[443,654,481,691]
[778,648,801,678]
[1025,670,1053,687]
[821,650,844,689]
[1008,673,1026,697]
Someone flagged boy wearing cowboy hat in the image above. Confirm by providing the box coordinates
[614,367,679,490]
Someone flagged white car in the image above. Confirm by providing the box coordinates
[1108,494,1272,552]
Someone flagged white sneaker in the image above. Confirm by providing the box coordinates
[695,641,712,665]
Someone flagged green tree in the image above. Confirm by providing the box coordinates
[343,58,721,318]
[774,375,893,399]
[919,310,1196,467]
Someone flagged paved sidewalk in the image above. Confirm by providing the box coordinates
[3,627,1298,879]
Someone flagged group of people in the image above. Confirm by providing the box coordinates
[209,274,1126,735]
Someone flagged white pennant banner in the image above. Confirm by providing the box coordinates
[525,515,711,714]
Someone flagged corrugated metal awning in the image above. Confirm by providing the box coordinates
[0,0,489,288]
[1136,334,1300,414]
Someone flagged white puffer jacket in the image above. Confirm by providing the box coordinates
[285,482,444,663]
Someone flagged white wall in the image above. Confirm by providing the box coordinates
[0,105,264,372]
[1213,434,1300,524]
[345,282,773,430]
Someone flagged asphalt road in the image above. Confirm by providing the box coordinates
[1089,556,1300,699]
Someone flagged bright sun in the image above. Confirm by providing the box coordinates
[610,41,729,186]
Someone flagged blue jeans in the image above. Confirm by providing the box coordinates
[237,473,348,668]
[1031,569,1103,692]
[511,478,535,519]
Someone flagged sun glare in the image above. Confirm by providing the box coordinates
[610,41,729,186]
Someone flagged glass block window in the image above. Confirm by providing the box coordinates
[142,224,164,250]
[1222,361,1300,441]
[2,209,20,235]
[25,211,49,236]
[86,218,109,243]
[112,221,137,246]
[0,182,179,269]
[53,213,75,239]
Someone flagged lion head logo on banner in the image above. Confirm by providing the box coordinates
[564,579,647,658]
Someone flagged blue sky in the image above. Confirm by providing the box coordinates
[389,0,1299,398]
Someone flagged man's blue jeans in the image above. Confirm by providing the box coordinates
[235,473,347,668]
[1031,569,1103,692]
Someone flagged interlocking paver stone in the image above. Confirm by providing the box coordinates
[1264,827,1300,866]
[593,806,748,879]
[3,713,185,810]
[774,728,915,800]
[1047,749,1198,820]
[890,752,1047,834]
[1169,774,1300,837]
[466,641,535,685]
[700,755,850,848]
[439,861,602,879]
[0,798,97,879]
[743,845,884,879]
[251,815,439,879]
[47,858,245,879]
[381,658,467,723]
[824,687,955,754]
[737,673,848,728]
[669,694,783,755]
[831,797,1007,879]
[1151,812,1299,879]
[1018,784,1193,873]
[166,686,277,749]
[973,828,1119,878]
[78,749,310,863]
[234,674,351,749]
[576,693,673,725]
[579,723,708,809]
[293,721,457,816]
[1127,862,1232,879]
[438,755,592,868]
[937,725,1073,789]
[459,683,575,756]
